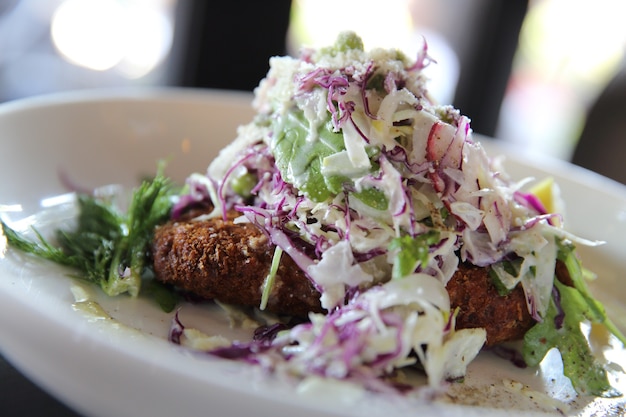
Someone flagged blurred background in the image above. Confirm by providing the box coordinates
[0,1,625,415]
[0,0,624,181]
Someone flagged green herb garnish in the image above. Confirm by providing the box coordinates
[388,230,440,280]
[271,109,386,210]
[523,243,626,397]
[272,109,346,202]
[1,170,178,311]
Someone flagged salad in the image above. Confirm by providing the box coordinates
[2,32,624,399]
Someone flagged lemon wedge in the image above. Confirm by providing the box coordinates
[530,177,556,213]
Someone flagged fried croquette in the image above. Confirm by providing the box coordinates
[151,212,540,346]
[151,212,323,318]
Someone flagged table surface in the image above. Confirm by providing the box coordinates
[1,354,82,416]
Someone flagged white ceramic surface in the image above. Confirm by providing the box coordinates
[1,89,625,417]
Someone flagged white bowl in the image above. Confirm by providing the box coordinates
[1,88,625,417]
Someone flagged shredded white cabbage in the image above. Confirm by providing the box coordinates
[193,32,597,391]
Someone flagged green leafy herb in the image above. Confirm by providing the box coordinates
[272,109,387,211]
[557,242,625,343]
[272,110,346,202]
[388,231,440,280]
[1,170,178,310]
[142,278,180,313]
[522,243,626,397]
[488,258,522,296]
[353,187,388,211]
[523,281,618,397]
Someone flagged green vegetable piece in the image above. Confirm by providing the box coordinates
[319,31,364,56]
[2,220,79,267]
[488,259,522,296]
[353,187,388,211]
[272,109,346,202]
[272,109,385,208]
[334,31,364,52]
[57,195,124,285]
[523,243,626,397]
[231,171,257,198]
[557,242,626,346]
[260,246,283,310]
[2,169,177,308]
[324,174,351,196]
[103,172,175,297]
[523,281,619,397]
[142,279,180,313]
[388,231,440,280]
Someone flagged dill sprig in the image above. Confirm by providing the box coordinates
[1,171,178,309]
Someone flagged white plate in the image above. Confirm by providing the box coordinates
[1,88,625,417]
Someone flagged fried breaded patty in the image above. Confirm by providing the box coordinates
[446,263,534,346]
[151,212,323,318]
[151,213,534,346]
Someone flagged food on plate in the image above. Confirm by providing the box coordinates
[152,206,535,346]
[2,32,625,398]
[152,208,323,318]
[152,31,625,395]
